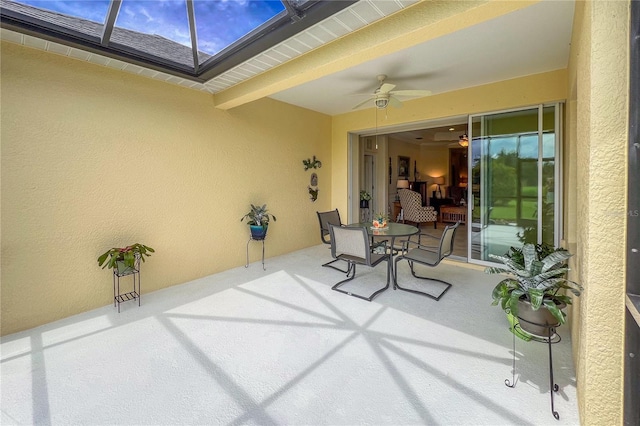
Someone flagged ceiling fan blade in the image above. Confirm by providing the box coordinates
[389,89,432,97]
[352,96,374,110]
[389,95,403,109]
[378,83,396,94]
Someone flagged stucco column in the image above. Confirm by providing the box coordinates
[571,1,629,423]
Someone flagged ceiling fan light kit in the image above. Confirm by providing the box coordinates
[353,74,431,110]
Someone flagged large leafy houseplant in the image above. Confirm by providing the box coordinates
[97,243,154,271]
[486,243,582,327]
[240,204,277,227]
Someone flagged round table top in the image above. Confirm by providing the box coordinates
[348,222,419,237]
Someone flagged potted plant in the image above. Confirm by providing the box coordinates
[486,243,582,338]
[241,204,276,240]
[97,243,155,275]
[360,190,371,208]
[372,212,389,229]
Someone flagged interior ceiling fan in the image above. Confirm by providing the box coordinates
[352,74,432,110]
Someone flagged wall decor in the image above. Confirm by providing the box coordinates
[303,155,322,170]
[398,156,410,178]
[310,172,318,186]
[308,186,318,202]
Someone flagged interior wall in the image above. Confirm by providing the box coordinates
[0,42,332,335]
[566,0,629,423]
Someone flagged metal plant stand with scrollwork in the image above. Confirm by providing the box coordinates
[505,316,563,420]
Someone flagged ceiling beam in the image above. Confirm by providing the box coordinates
[213,0,541,111]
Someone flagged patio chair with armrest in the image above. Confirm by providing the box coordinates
[317,209,350,273]
[393,221,460,301]
[328,224,391,301]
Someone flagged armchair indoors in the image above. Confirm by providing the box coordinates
[317,209,349,273]
[328,224,391,301]
[398,189,438,229]
[393,221,460,301]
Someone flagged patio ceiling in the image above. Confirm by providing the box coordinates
[0,1,575,116]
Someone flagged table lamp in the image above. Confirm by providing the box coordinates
[434,176,445,199]
[396,179,410,201]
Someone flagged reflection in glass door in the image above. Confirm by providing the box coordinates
[469,105,560,264]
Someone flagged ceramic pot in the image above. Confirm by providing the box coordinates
[516,298,566,338]
[250,224,268,240]
[360,200,369,209]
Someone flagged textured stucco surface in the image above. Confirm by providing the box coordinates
[1,42,332,335]
[567,0,629,424]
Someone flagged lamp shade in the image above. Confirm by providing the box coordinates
[396,179,410,189]
[434,176,445,185]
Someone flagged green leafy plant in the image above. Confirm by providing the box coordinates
[97,243,154,270]
[486,243,582,325]
[360,190,371,201]
[241,204,277,227]
[374,212,389,222]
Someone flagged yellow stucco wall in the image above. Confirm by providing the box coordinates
[331,69,568,216]
[0,41,332,335]
[566,1,629,424]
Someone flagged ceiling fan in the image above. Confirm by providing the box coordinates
[352,74,432,110]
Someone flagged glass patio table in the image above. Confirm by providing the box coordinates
[346,222,420,274]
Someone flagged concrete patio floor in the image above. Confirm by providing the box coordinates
[1,245,580,425]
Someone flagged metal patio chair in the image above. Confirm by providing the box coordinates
[317,209,350,273]
[328,224,391,301]
[393,221,460,301]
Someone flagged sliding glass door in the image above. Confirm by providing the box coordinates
[468,104,561,264]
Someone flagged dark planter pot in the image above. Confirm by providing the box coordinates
[360,200,369,208]
[250,224,268,240]
[516,299,566,338]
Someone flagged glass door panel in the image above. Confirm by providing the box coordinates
[469,106,558,264]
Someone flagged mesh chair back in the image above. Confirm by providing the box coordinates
[317,209,342,244]
[438,222,460,258]
[329,224,370,262]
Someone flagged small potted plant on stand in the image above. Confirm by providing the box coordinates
[486,243,582,338]
[360,190,371,208]
[97,243,155,275]
[241,204,276,240]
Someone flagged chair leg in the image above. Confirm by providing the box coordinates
[393,258,452,301]
[331,261,390,302]
[322,258,350,273]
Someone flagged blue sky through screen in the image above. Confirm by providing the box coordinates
[16,0,286,54]
[18,0,111,23]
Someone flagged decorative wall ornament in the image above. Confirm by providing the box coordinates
[308,186,318,202]
[310,172,318,186]
[303,155,322,170]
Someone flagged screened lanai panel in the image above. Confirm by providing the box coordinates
[194,0,286,65]
[113,0,195,67]
[7,0,109,39]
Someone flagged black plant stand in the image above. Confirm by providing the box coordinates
[505,319,562,420]
[113,257,141,313]
[246,236,266,270]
